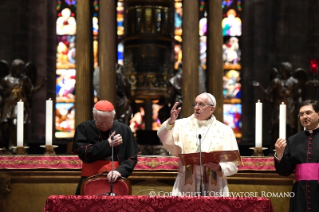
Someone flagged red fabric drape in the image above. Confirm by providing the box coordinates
[43,195,274,212]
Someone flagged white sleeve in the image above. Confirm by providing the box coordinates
[219,126,239,177]
[157,120,175,154]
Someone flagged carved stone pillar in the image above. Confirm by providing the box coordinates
[99,0,117,104]
[75,0,94,126]
[182,0,199,118]
[207,0,223,121]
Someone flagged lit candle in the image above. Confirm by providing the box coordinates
[17,100,24,147]
[279,102,286,139]
[255,100,262,147]
[46,98,53,146]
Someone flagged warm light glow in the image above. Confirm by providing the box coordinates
[308,59,319,74]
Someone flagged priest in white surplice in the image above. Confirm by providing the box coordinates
[157,92,239,196]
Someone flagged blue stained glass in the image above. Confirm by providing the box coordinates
[222,0,233,8]
[65,0,76,6]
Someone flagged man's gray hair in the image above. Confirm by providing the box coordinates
[92,107,116,117]
[203,92,216,106]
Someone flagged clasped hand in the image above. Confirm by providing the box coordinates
[108,131,123,147]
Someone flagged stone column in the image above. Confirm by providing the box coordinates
[207,0,223,121]
[99,0,117,105]
[75,0,94,126]
[182,0,199,118]
[241,0,273,143]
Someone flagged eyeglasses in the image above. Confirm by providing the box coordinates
[298,110,315,118]
[192,102,213,108]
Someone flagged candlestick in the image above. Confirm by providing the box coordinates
[46,99,53,146]
[17,100,24,147]
[249,147,268,156]
[40,145,58,155]
[255,100,262,147]
[279,102,286,139]
[11,146,29,155]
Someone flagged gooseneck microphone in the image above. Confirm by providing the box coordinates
[104,136,116,196]
[198,134,203,196]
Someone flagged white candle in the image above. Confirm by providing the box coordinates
[255,100,262,147]
[17,101,24,147]
[279,102,286,139]
[46,99,53,146]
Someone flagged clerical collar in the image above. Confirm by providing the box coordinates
[306,126,319,134]
[196,115,215,126]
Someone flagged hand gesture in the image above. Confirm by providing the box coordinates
[274,138,287,159]
[108,131,123,147]
[168,102,181,125]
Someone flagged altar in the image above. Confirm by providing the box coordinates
[44,195,274,212]
[0,156,293,212]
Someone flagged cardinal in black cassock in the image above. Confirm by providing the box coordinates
[72,100,139,195]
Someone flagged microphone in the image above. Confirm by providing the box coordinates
[103,136,116,196]
[198,134,203,196]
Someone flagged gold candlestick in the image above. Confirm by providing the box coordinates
[11,146,29,155]
[40,145,58,155]
[249,147,268,156]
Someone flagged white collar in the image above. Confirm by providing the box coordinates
[306,125,319,134]
[192,114,215,126]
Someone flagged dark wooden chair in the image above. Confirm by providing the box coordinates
[80,172,132,195]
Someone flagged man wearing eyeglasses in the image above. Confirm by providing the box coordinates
[157,92,239,196]
[275,99,319,212]
[72,100,139,195]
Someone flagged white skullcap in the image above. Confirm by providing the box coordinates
[203,92,216,106]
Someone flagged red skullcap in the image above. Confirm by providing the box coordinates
[94,100,114,112]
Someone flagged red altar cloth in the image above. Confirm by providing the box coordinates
[43,195,274,212]
[0,156,275,171]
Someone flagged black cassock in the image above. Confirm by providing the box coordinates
[72,120,139,194]
[275,128,319,212]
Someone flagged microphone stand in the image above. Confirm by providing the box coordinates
[104,137,116,196]
[198,134,203,196]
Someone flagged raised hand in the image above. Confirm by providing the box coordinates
[169,102,181,125]
[274,138,287,160]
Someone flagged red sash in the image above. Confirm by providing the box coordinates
[82,160,119,177]
[295,163,319,182]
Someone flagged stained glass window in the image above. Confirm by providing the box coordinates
[222,0,242,138]
[117,1,124,65]
[56,0,99,138]
[56,0,77,138]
